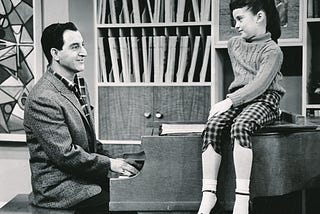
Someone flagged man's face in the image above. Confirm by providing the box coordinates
[57,30,87,73]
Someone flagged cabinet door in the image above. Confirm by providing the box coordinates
[98,86,153,140]
[153,86,211,122]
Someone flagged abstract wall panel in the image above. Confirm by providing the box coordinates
[0,0,34,135]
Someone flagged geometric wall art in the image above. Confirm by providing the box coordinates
[0,0,34,136]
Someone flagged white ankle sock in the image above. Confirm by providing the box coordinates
[235,179,250,194]
[198,179,217,214]
[201,179,217,192]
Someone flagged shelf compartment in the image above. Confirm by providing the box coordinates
[97,26,212,84]
[96,0,211,25]
[306,22,320,105]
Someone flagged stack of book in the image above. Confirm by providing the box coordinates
[159,123,206,135]
[98,33,211,83]
[96,0,211,24]
[307,109,320,118]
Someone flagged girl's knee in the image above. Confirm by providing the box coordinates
[231,121,250,134]
[231,122,252,148]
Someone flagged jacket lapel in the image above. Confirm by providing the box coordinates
[45,72,96,139]
[62,91,97,152]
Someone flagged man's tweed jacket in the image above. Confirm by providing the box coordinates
[24,70,110,208]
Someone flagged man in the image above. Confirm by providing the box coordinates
[23,22,138,213]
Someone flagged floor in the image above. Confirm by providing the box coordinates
[0,142,31,208]
[206,189,320,213]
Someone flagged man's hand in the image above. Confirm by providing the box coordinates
[208,98,233,120]
[110,158,139,176]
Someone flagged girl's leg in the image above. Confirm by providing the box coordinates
[199,108,239,214]
[233,140,252,214]
[231,93,280,214]
[198,144,221,214]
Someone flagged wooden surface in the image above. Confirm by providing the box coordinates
[110,128,320,212]
[110,136,203,212]
[153,86,211,122]
[98,86,210,141]
[0,194,74,214]
[98,86,153,140]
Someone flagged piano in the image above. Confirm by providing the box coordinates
[109,111,320,213]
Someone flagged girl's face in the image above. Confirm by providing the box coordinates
[232,6,260,40]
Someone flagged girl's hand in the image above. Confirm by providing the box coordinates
[208,98,233,120]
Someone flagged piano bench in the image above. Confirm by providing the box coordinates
[0,194,75,214]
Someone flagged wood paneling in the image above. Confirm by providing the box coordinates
[154,86,211,122]
[98,86,153,140]
[98,86,210,140]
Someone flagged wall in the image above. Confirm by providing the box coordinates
[41,0,69,71]
[0,143,31,207]
[0,0,71,207]
[69,0,95,98]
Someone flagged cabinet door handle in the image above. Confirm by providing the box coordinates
[155,112,163,119]
[144,112,151,118]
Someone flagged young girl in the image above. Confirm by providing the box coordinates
[198,0,285,214]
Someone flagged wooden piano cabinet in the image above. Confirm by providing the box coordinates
[109,128,320,213]
[110,136,203,213]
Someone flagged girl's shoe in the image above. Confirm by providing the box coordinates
[198,190,217,214]
[234,192,252,214]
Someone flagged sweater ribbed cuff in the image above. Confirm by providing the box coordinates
[226,94,243,107]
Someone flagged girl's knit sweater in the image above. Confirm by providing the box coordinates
[226,32,286,107]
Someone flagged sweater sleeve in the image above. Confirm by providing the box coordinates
[227,46,283,106]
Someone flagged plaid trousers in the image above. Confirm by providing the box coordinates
[202,91,281,154]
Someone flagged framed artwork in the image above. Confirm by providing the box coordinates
[218,0,302,43]
[0,0,36,141]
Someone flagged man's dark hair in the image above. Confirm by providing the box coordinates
[41,22,78,64]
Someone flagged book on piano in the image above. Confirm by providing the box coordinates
[159,123,206,135]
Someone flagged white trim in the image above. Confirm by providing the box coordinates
[97,82,212,87]
[93,0,100,139]
[97,22,211,28]
[0,134,26,142]
[307,18,320,22]
[306,104,320,109]
[33,0,43,82]
[99,140,141,145]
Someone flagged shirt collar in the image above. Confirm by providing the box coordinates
[47,66,77,92]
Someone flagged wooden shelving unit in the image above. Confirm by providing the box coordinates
[91,0,311,144]
[94,0,212,144]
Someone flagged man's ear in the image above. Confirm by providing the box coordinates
[50,48,60,62]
